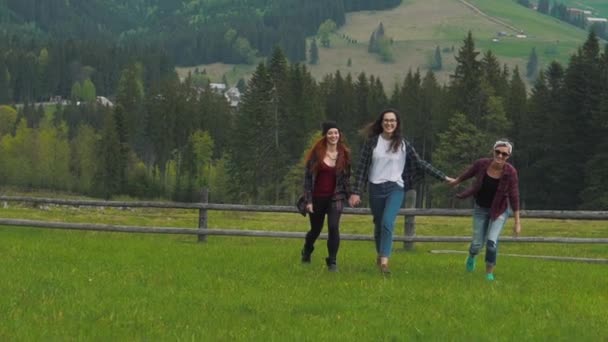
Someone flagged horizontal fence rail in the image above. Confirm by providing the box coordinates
[1,194,608,253]
[2,195,608,220]
[430,250,608,264]
[2,218,608,244]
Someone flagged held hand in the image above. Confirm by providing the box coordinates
[445,176,458,187]
[348,194,361,207]
[306,203,314,214]
[513,221,521,237]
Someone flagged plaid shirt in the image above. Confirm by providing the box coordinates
[352,135,447,195]
[303,156,351,212]
[455,158,520,220]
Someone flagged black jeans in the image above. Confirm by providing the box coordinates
[304,196,342,260]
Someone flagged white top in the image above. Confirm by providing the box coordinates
[369,136,406,187]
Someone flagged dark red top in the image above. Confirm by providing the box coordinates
[313,161,337,198]
[456,158,520,219]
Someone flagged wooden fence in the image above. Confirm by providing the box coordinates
[1,192,608,250]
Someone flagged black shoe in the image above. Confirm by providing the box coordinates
[325,257,338,272]
[301,246,314,263]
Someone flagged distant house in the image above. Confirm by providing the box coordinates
[497,31,508,37]
[49,95,63,103]
[96,96,114,107]
[224,87,241,108]
[209,83,227,94]
[515,34,527,39]
[567,8,593,16]
[192,83,240,107]
[586,17,608,23]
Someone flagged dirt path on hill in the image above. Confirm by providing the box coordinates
[458,0,523,33]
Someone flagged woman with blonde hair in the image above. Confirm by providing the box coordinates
[449,139,522,281]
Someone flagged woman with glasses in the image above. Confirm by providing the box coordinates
[349,109,453,275]
[448,139,521,281]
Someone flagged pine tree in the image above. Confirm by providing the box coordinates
[449,31,484,126]
[537,0,550,14]
[432,46,442,70]
[517,61,565,208]
[145,77,179,188]
[480,50,503,96]
[267,47,290,202]
[369,76,388,116]
[309,38,319,65]
[418,70,443,207]
[368,31,377,53]
[504,66,527,159]
[0,60,10,103]
[230,62,277,203]
[353,72,370,142]
[526,47,539,79]
[565,33,601,206]
[284,63,322,164]
[581,45,608,208]
[116,63,144,146]
[93,110,122,198]
[236,78,246,92]
[400,70,422,141]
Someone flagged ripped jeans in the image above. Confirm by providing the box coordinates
[469,204,510,266]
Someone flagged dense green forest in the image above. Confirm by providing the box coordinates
[0,0,400,67]
[1,27,607,210]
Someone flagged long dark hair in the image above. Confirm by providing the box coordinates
[360,108,403,152]
[305,133,351,174]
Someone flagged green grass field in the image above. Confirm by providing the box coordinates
[1,202,607,340]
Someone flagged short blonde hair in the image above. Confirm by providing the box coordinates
[493,139,513,154]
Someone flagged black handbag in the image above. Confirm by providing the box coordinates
[296,195,307,216]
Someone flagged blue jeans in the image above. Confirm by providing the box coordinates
[469,205,510,266]
[368,182,405,257]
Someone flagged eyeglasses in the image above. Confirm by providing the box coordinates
[494,150,510,158]
[383,119,397,124]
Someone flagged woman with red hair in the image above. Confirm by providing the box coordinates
[300,121,352,271]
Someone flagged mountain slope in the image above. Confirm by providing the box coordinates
[184,0,597,89]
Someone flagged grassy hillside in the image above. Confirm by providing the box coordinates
[185,0,598,89]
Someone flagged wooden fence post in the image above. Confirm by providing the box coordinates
[404,189,417,250]
[198,188,209,243]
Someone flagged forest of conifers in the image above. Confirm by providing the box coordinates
[0,0,399,69]
[0,1,607,210]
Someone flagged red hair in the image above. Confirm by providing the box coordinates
[305,135,351,174]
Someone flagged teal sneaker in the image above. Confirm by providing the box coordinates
[465,255,476,272]
[486,273,495,281]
